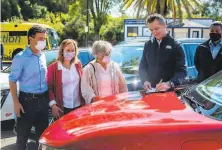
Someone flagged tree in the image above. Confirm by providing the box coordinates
[1,0,21,21]
[41,0,71,13]
[88,0,119,40]
[100,15,126,43]
[200,0,222,21]
[122,0,202,19]
[32,4,48,18]
[18,1,48,20]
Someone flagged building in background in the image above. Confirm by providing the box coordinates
[124,18,213,41]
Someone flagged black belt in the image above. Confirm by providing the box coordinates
[19,91,48,99]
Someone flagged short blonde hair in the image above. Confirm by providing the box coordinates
[92,40,112,56]
[57,39,79,63]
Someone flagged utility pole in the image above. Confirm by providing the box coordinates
[85,0,89,47]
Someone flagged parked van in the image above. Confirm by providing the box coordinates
[0,22,60,62]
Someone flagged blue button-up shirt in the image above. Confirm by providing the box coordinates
[9,47,48,93]
[209,40,222,59]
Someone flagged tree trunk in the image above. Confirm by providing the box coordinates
[93,21,101,40]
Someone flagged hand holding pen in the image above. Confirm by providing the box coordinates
[156,79,171,92]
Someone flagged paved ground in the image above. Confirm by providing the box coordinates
[1,120,38,150]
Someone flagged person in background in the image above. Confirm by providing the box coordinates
[47,39,85,119]
[194,21,222,82]
[81,40,127,104]
[9,25,49,150]
[139,13,187,92]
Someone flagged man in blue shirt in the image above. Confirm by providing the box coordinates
[194,21,222,82]
[9,25,49,150]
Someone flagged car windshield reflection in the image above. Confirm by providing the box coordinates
[111,45,143,74]
[188,71,222,121]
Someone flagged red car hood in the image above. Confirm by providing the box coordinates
[40,91,222,147]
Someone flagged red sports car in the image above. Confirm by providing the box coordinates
[39,71,222,150]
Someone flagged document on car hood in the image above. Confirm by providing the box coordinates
[146,88,156,93]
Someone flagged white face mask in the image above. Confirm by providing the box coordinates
[102,56,110,64]
[35,40,46,51]
[64,52,75,61]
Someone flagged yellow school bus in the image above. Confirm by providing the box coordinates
[0,22,59,62]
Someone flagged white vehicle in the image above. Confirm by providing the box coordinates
[0,48,94,122]
[0,67,15,121]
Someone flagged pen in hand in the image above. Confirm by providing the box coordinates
[156,79,163,91]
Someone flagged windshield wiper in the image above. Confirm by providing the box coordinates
[183,95,205,108]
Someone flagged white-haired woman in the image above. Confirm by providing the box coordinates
[81,40,127,104]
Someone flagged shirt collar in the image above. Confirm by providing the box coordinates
[58,61,75,70]
[25,46,34,56]
[25,46,42,56]
[157,40,162,45]
[154,32,170,44]
[96,62,111,70]
[209,40,222,46]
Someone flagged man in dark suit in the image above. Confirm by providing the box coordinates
[194,21,222,82]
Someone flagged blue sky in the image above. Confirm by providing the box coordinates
[110,4,134,17]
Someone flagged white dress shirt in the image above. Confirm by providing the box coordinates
[96,63,112,96]
[49,62,80,108]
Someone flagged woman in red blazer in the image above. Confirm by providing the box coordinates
[47,39,85,119]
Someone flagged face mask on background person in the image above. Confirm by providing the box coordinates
[64,52,75,61]
[209,33,222,42]
[102,56,110,64]
[35,40,46,51]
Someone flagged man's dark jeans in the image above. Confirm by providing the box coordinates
[16,91,49,150]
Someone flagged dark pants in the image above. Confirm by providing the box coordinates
[64,106,81,115]
[16,91,49,150]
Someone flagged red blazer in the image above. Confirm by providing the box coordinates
[47,61,85,115]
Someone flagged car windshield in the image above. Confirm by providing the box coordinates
[47,29,59,49]
[111,45,144,74]
[188,71,222,121]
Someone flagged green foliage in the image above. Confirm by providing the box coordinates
[1,0,22,21]
[122,0,202,19]
[100,16,125,44]
[1,0,12,21]
[19,1,48,20]
[200,0,222,21]
[28,12,65,41]
[0,0,169,47]
[89,0,121,40]
[32,4,48,18]
[41,0,69,13]
[1,0,124,46]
